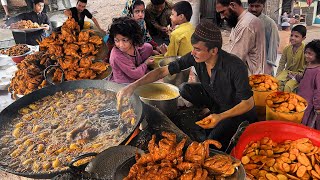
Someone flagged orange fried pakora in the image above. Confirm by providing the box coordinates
[124,132,239,180]
[79,56,94,68]
[90,61,108,74]
[78,69,96,79]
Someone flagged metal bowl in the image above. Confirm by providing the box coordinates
[1,44,33,64]
[135,82,180,117]
[159,56,190,86]
[149,54,165,69]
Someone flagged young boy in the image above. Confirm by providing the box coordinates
[159,1,195,57]
[5,0,51,45]
[276,25,307,92]
[145,0,173,37]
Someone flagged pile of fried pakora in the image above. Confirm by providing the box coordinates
[249,74,279,92]
[38,18,108,81]
[10,20,40,29]
[266,92,307,113]
[242,137,320,180]
[124,132,241,180]
[8,51,52,96]
[8,18,109,95]
[0,44,30,56]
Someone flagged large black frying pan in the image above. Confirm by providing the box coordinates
[55,145,144,180]
[0,80,143,179]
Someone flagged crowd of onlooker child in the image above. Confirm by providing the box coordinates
[107,0,195,84]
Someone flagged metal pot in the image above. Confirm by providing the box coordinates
[159,56,190,86]
[135,82,180,117]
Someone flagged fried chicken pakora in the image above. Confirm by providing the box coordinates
[9,17,109,96]
[9,52,51,97]
[124,132,240,180]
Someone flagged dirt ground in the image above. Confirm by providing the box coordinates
[84,0,186,31]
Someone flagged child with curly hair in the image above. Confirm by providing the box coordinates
[296,39,320,129]
[108,16,154,84]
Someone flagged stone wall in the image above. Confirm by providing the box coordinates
[265,0,282,24]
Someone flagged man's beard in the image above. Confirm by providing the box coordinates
[225,9,238,28]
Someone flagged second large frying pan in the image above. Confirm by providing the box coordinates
[0,80,143,179]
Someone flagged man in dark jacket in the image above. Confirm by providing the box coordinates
[6,0,51,45]
[117,20,257,152]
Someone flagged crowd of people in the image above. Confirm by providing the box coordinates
[1,0,319,149]
[113,0,320,146]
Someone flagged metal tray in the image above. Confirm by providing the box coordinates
[10,27,45,32]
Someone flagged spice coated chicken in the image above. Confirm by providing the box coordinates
[124,132,241,180]
[9,18,109,96]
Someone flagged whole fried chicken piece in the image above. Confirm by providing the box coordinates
[185,140,222,165]
[90,61,108,74]
[158,167,179,179]
[203,154,240,177]
[61,27,77,43]
[89,35,102,45]
[64,48,81,59]
[78,69,96,79]
[78,30,94,43]
[64,43,79,51]
[79,56,94,68]
[38,32,59,48]
[80,43,96,55]
[65,70,78,81]
[158,132,176,151]
[52,68,63,83]
[165,137,187,161]
[124,164,146,180]
[64,17,80,32]
[177,162,201,172]
[58,56,79,71]
[48,45,64,57]
[57,57,72,70]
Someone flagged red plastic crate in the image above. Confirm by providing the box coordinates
[231,121,320,159]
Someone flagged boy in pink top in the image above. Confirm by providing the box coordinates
[108,17,154,84]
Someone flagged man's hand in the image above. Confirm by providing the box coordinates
[64,9,72,17]
[195,114,223,129]
[42,24,50,31]
[116,85,136,111]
